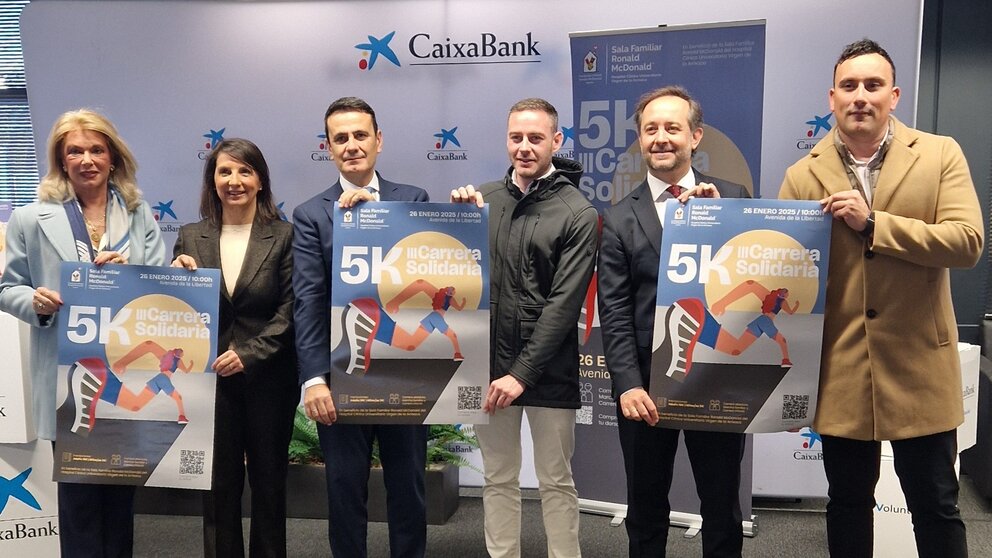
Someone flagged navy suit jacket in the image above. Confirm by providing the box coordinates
[597,172,749,399]
[292,174,429,384]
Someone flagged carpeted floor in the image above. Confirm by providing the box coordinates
[135,475,992,557]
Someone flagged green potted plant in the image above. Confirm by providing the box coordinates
[287,407,480,524]
[288,405,323,465]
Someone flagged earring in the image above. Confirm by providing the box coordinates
[110,165,115,172]
[62,167,66,172]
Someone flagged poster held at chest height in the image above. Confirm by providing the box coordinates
[332,202,489,424]
[651,199,830,433]
[54,263,220,489]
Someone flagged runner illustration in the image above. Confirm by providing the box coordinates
[70,340,194,436]
[660,279,798,382]
[342,279,466,375]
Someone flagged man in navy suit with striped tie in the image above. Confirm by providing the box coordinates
[293,96,430,558]
[598,86,749,558]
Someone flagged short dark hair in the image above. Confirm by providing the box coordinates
[324,96,379,139]
[508,98,559,131]
[834,38,896,84]
[634,85,703,132]
[200,138,280,226]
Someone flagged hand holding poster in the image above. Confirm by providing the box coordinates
[54,263,219,489]
[650,199,830,432]
[332,202,489,424]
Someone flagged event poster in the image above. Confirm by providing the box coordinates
[331,202,489,424]
[54,263,220,489]
[650,199,830,432]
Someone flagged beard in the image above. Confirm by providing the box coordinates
[644,148,690,173]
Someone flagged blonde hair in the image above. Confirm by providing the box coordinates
[38,109,142,210]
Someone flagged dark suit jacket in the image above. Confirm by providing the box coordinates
[173,218,297,380]
[292,174,429,384]
[598,172,749,399]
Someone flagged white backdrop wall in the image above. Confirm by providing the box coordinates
[20,0,923,497]
[21,1,921,222]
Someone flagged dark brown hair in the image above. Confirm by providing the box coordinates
[634,85,703,132]
[834,38,896,84]
[200,138,279,226]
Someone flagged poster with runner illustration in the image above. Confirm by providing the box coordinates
[332,201,489,424]
[54,263,220,488]
[650,198,831,432]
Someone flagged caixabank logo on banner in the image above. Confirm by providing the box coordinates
[354,29,542,70]
[428,126,467,161]
[792,427,823,461]
[558,126,575,159]
[0,467,57,542]
[796,112,832,151]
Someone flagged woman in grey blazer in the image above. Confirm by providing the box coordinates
[0,108,166,557]
[172,138,297,558]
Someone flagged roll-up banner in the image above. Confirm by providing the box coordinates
[569,20,765,526]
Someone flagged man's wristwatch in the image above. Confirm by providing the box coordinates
[859,210,875,238]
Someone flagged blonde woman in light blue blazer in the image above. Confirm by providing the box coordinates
[0,108,165,557]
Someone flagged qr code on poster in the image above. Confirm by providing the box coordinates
[458,386,483,410]
[180,449,205,475]
[782,394,809,420]
[575,405,593,425]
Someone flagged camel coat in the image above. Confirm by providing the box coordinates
[779,117,983,441]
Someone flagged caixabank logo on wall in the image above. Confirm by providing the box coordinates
[152,200,183,235]
[796,112,832,151]
[354,29,543,71]
[428,126,467,162]
[310,133,331,162]
[198,128,226,159]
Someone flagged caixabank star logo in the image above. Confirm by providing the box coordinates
[557,126,575,159]
[353,29,542,71]
[792,427,823,461]
[355,31,402,70]
[0,466,58,541]
[197,127,226,160]
[796,113,832,151]
[428,126,467,161]
[152,199,183,235]
[0,468,40,514]
[310,133,331,162]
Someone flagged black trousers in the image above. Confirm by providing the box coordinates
[821,430,967,558]
[58,481,136,558]
[318,423,427,558]
[202,372,297,558]
[617,408,746,558]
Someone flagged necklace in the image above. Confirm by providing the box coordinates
[83,214,105,247]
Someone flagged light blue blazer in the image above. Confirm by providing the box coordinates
[0,199,166,439]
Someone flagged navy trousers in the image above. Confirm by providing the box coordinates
[58,481,136,558]
[317,423,427,558]
[617,408,746,558]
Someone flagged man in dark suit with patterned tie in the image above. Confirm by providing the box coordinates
[598,86,749,558]
[292,96,430,558]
